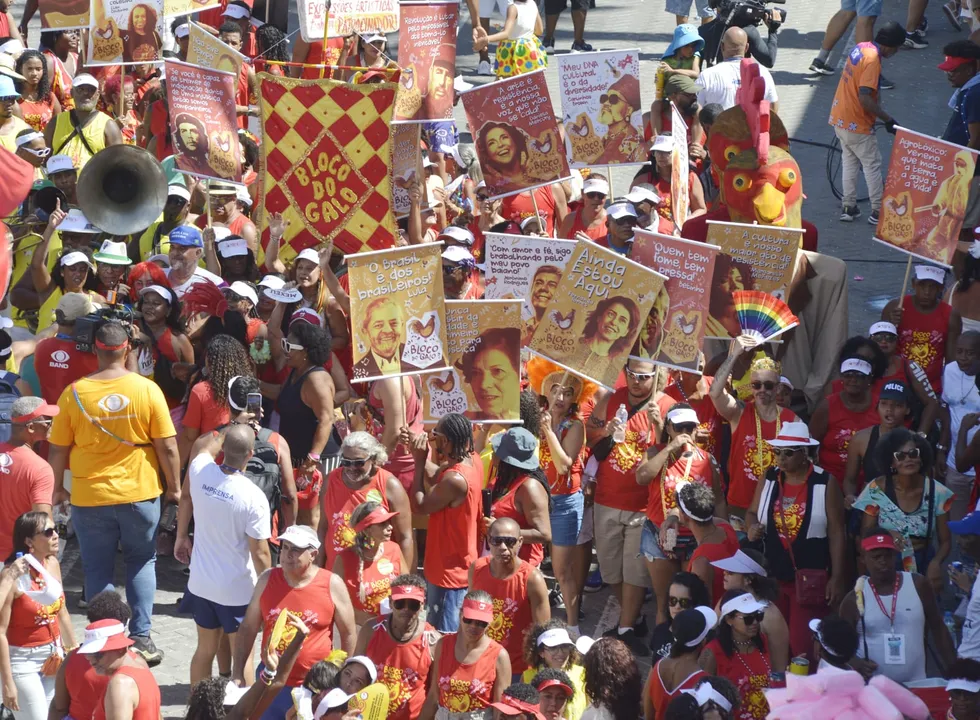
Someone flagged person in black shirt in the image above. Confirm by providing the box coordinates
[648,572,709,657]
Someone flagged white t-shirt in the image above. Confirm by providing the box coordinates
[695,57,778,110]
[943,362,980,476]
[165,267,226,299]
[186,453,271,607]
[959,572,980,661]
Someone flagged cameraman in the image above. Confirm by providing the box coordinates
[33,292,100,404]
[702,0,781,68]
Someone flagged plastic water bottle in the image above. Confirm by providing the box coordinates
[613,404,628,443]
[945,610,958,646]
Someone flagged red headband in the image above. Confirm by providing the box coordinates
[353,507,398,532]
[495,696,543,715]
[536,678,573,696]
[95,339,128,351]
[861,534,897,552]
[461,598,494,622]
[390,585,425,602]
[11,406,57,424]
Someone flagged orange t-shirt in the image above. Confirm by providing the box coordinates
[828,42,880,135]
[0,446,56,561]
[183,382,231,435]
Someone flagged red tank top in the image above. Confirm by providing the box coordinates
[365,620,437,720]
[236,65,250,129]
[658,378,723,458]
[540,419,585,495]
[6,570,64,648]
[501,187,557,236]
[436,634,504,713]
[339,540,402,615]
[594,388,653,512]
[321,467,393,569]
[897,295,952,393]
[704,637,771,720]
[727,404,797,510]
[65,650,111,720]
[425,454,483,589]
[649,662,706,720]
[564,208,607,241]
[94,665,160,720]
[817,393,879,482]
[368,380,423,492]
[470,556,534,673]
[43,50,75,110]
[687,522,740,604]
[645,446,714,530]
[301,38,346,79]
[491,475,544,566]
[260,568,336,686]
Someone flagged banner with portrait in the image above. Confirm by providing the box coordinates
[705,220,800,338]
[39,0,89,30]
[528,241,667,389]
[394,2,457,123]
[87,0,164,65]
[164,60,242,183]
[670,101,689,230]
[483,233,576,345]
[187,22,245,76]
[256,75,399,261]
[556,49,644,167]
[631,230,718,373]
[461,70,571,200]
[422,300,523,424]
[874,127,978,267]
[346,244,450,384]
[392,123,423,217]
[298,0,399,42]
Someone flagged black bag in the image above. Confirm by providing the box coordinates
[218,424,282,526]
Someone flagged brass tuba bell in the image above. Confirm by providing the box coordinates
[77,145,169,236]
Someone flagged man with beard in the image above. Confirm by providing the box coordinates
[522,264,563,345]
[657,74,702,149]
[426,43,455,119]
[596,74,642,164]
[477,121,538,194]
[133,184,191,261]
[165,225,225,298]
[44,73,122,170]
[173,112,210,177]
[352,296,422,380]
[695,28,779,112]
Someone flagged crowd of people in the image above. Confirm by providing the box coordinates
[0,0,979,719]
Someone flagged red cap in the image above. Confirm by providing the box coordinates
[939,55,975,71]
[390,584,425,602]
[289,308,322,328]
[353,507,398,532]
[535,678,573,696]
[861,533,898,552]
[461,598,494,623]
[11,403,60,424]
[490,696,546,719]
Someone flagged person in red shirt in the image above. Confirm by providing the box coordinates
[643,606,713,720]
[557,176,608,241]
[0,398,59,561]
[678,482,740,606]
[77,619,159,720]
[221,2,258,57]
[33,292,100,404]
[501,184,568,237]
[657,363,724,463]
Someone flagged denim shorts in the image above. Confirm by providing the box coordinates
[665,0,714,18]
[640,519,698,562]
[841,0,882,16]
[426,584,467,633]
[180,591,248,634]
[550,491,585,546]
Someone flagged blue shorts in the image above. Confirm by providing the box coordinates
[426,584,467,633]
[639,520,698,563]
[664,0,715,18]
[179,591,248,634]
[550,491,585,546]
[841,0,882,17]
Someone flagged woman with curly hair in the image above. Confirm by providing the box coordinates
[15,50,61,132]
[102,75,139,143]
[135,284,193,410]
[122,3,162,63]
[521,621,587,720]
[253,24,288,76]
[580,637,642,720]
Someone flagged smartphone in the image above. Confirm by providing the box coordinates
[247,392,262,415]
[482,489,492,518]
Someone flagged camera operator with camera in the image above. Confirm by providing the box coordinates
[700,0,783,68]
[32,293,101,405]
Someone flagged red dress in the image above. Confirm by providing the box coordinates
[320,467,394,569]
[365,620,437,720]
[896,295,952,393]
[649,662,706,720]
[727,404,797,509]
[704,636,772,720]
[491,475,544,566]
[470,556,534,673]
[436,634,504,714]
[339,540,402,616]
[687,523,740,604]
[816,393,879,482]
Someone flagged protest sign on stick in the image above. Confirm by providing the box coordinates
[392,124,424,217]
[670,101,689,230]
[88,0,164,64]
[394,2,457,123]
[165,0,218,18]
[346,244,450,384]
[422,300,523,424]
[187,22,245,76]
[39,0,89,30]
[298,0,398,42]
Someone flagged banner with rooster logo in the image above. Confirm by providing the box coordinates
[88,0,164,64]
[422,300,522,424]
[874,127,978,267]
[164,60,242,183]
[346,244,449,384]
[186,22,245,76]
[392,123,424,217]
[556,49,644,167]
[528,240,666,389]
[631,230,717,373]
[394,1,457,123]
[461,70,571,199]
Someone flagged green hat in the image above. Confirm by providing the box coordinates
[664,74,699,96]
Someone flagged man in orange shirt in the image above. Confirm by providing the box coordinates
[828,21,905,226]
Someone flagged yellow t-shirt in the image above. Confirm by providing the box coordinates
[10,232,61,330]
[50,372,176,507]
[521,663,587,720]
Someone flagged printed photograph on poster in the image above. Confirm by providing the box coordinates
[392,124,424,217]
[528,241,667,389]
[874,127,978,267]
[556,49,644,167]
[482,233,576,345]
[394,2,457,123]
[346,244,449,383]
[670,101,689,229]
[39,0,89,30]
[88,0,164,64]
[422,300,523,424]
[165,60,242,183]
[461,70,571,199]
[631,230,718,373]
[187,22,245,76]
[298,0,398,42]
[705,220,800,338]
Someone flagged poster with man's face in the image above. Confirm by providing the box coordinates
[88,0,164,64]
[394,2,457,123]
[556,49,644,167]
[461,70,571,200]
[346,244,450,383]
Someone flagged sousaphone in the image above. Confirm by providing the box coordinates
[77,145,168,236]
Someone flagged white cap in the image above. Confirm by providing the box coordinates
[442,245,475,265]
[869,321,898,336]
[521,215,543,232]
[168,184,191,202]
[295,248,320,265]
[948,678,980,694]
[223,2,250,18]
[625,186,661,205]
[229,281,258,306]
[218,237,249,258]
[710,549,768,577]
[575,635,594,655]
[665,407,699,426]
[77,622,129,654]
[258,275,286,290]
[439,225,474,246]
[314,689,353,719]
[361,31,386,44]
[537,628,573,648]
[720,592,768,618]
[454,76,473,92]
[46,154,75,175]
[582,178,609,196]
[174,23,189,38]
[914,264,945,285]
[139,285,174,304]
[60,251,96,270]
[422,156,436,168]
[606,202,638,220]
[148,253,171,267]
[651,134,675,153]
[236,185,252,208]
[14,130,43,148]
[265,287,304,303]
[72,73,99,90]
[840,358,872,375]
[278,525,321,550]
[60,209,101,233]
[778,376,793,390]
[343,655,378,683]
[0,39,25,56]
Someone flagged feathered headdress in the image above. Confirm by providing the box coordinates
[180,280,228,319]
[526,356,598,407]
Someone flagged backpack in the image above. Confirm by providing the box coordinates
[0,372,23,444]
[219,425,282,525]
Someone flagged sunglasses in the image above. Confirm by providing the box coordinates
[894,447,921,461]
[477,193,490,201]
[871,333,897,342]
[841,371,869,380]
[340,456,369,468]
[393,599,421,611]
[281,339,303,352]
[599,93,624,105]
[626,368,655,380]
[668,596,692,609]
[739,612,764,625]
[585,191,606,200]
[21,146,52,159]
[771,447,803,459]
[36,527,57,538]
[462,617,488,628]
[612,216,637,225]
[672,423,697,435]
[751,381,776,391]
[489,535,519,548]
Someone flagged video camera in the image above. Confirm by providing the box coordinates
[73,304,139,353]
[713,0,786,30]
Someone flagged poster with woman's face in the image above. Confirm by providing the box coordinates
[88,0,164,65]
[422,300,523,424]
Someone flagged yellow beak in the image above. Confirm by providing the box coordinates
[753,183,786,226]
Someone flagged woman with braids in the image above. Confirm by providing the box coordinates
[405,413,483,634]
[528,359,596,632]
[333,500,405,629]
[15,50,60,132]
[644,606,715,720]
[709,343,799,521]
[520,621,587,720]
[134,284,193,412]
[488,427,552,567]
[253,24,288,76]
[580,637,642,720]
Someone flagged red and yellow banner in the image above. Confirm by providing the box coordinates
[874,127,978,267]
[256,75,399,260]
[394,2,457,123]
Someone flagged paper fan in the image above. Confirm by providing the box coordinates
[732,290,799,342]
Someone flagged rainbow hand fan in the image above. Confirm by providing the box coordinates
[732,290,799,343]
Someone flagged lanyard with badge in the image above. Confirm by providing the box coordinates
[869,574,904,664]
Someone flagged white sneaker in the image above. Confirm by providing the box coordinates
[477,60,493,76]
